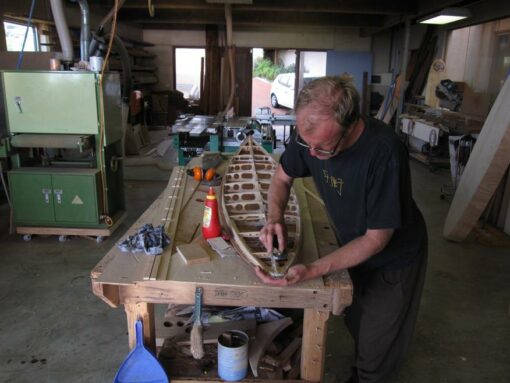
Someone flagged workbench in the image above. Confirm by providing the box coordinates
[91,163,352,382]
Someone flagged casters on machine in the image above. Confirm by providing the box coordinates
[23,234,32,242]
[58,235,68,243]
[96,236,104,243]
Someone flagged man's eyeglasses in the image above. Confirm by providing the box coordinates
[294,130,346,156]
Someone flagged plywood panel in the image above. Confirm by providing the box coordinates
[443,77,510,241]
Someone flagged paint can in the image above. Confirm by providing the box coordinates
[89,56,104,72]
[217,330,249,381]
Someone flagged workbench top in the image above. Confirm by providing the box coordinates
[91,163,351,314]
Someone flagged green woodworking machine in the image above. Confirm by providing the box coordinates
[0,70,125,239]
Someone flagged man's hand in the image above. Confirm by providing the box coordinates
[259,221,287,253]
[255,264,309,286]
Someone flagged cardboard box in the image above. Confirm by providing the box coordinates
[459,83,490,118]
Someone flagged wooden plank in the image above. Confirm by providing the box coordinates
[150,166,187,280]
[443,77,510,241]
[248,317,293,377]
[142,168,184,280]
[16,211,126,237]
[96,169,186,284]
[119,281,331,310]
[177,242,211,265]
[496,169,510,229]
[325,271,353,315]
[383,75,405,124]
[124,302,155,352]
[300,309,329,382]
[263,337,302,368]
[90,206,156,282]
[91,281,120,308]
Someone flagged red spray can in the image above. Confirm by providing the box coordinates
[202,187,222,239]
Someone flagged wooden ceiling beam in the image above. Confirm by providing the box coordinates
[119,9,385,28]
[117,0,416,16]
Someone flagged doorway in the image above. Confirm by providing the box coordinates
[174,47,205,101]
[251,48,297,116]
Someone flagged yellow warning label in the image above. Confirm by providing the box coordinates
[72,195,84,205]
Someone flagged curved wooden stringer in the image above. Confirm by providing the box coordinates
[220,136,301,277]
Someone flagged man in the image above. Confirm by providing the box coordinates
[257,75,428,383]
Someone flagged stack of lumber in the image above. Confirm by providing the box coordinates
[443,77,510,241]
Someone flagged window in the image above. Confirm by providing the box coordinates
[3,20,39,52]
[175,48,205,100]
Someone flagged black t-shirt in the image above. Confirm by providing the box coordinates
[280,117,427,271]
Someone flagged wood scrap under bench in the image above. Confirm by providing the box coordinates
[248,317,293,377]
[262,337,302,369]
[156,318,256,347]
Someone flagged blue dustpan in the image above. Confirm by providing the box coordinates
[113,319,169,383]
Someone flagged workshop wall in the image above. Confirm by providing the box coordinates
[445,18,510,97]
[143,30,205,91]
[143,26,370,92]
[370,23,430,85]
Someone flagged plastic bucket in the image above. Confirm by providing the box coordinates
[217,330,249,381]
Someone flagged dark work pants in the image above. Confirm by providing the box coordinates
[344,246,428,383]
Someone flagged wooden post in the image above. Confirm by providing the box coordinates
[301,308,330,382]
[124,302,155,352]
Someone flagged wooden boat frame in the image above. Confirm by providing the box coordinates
[220,136,301,277]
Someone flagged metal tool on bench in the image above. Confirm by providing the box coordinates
[270,235,288,278]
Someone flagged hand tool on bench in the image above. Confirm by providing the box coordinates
[270,235,288,278]
[190,287,205,359]
[113,319,168,383]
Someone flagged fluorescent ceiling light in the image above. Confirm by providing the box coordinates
[418,7,471,25]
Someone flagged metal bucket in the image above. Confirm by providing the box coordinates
[217,330,249,381]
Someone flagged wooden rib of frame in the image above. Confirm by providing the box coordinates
[221,136,301,276]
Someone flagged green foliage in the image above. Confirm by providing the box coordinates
[281,63,295,74]
[253,58,282,81]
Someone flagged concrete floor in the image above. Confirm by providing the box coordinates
[0,151,509,382]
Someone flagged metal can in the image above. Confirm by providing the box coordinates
[49,58,61,71]
[217,330,249,381]
[89,56,104,72]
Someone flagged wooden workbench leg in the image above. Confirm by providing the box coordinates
[124,302,155,352]
[301,308,330,382]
